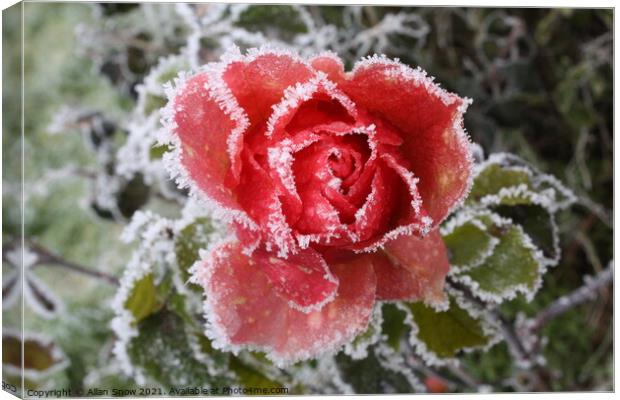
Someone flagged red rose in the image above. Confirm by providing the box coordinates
[162,46,473,365]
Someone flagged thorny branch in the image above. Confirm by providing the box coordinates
[530,262,613,333]
[2,238,120,286]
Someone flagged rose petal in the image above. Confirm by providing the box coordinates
[344,154,432,253]
[265,73,357,139]
[349,165,399,243]
[343,56,473,225]
[237,149,296,257]
[253,248,339,313]
[378,229,450,306]
[310,51,346,84]
[170,71,251,220]
[371,251,424,301]
[223,51,315,126]
[195,241,377,366]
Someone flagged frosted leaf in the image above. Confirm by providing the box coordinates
[113,209,232,384]
[397,293,499,367]
[373,342,426,393]
[226,352,290,391]
[47,106,82,135]
[112,212,177,380]
[2,267,20,310]
[125,308,229,387]
[335,345,424,393]
[115,114,167,186]
[441,212,500,273]
[348,12,430,58]
[138,54,190,106]
[23,273,65,320]
[3,246,64,319]
[2,328,69,382]
[448,210,548,303]
[468,152,576,213]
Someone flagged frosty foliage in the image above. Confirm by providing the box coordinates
[2,328,70,382]
[439,152,576,303]
[2,245,65,319]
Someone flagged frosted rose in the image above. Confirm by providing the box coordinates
[162,47,473,365]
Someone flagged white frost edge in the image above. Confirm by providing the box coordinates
[290,355,355,394]
[2,268,20,310]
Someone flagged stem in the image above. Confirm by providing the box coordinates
[530,262,613,333]
[445,364,480,389]
[3,238,120,286]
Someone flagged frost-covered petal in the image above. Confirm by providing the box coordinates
[265,73,357,139]
[345,154,432,253]
[343,55,473,225]
[195,241,377,366]
[252,248,338,313]
[167,71,250,218]
[379,229,450,305]
[223,51,315,126]
[348,165,399,243]
[236,150,296,257]
[310,52,346,84]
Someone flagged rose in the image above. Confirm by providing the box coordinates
[162,46,473,365]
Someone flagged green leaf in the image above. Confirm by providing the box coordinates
[468,153,575,212]
[468,163,532,203]
[117,173,151,219]
[124,273,159,323]
[404,296,492,360]
[143,94,167,116]
[127,309,228,387]
[174,218,215,283]
[381,304,408,352]
[156,69,180,85]
[229,356,283,391]
[455,225,541,301]
[149,143,170,160]
[442,220,497,270]
[492,204,557,262]
[236,6,308,40]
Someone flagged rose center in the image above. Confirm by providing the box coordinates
[328,149,356,180]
